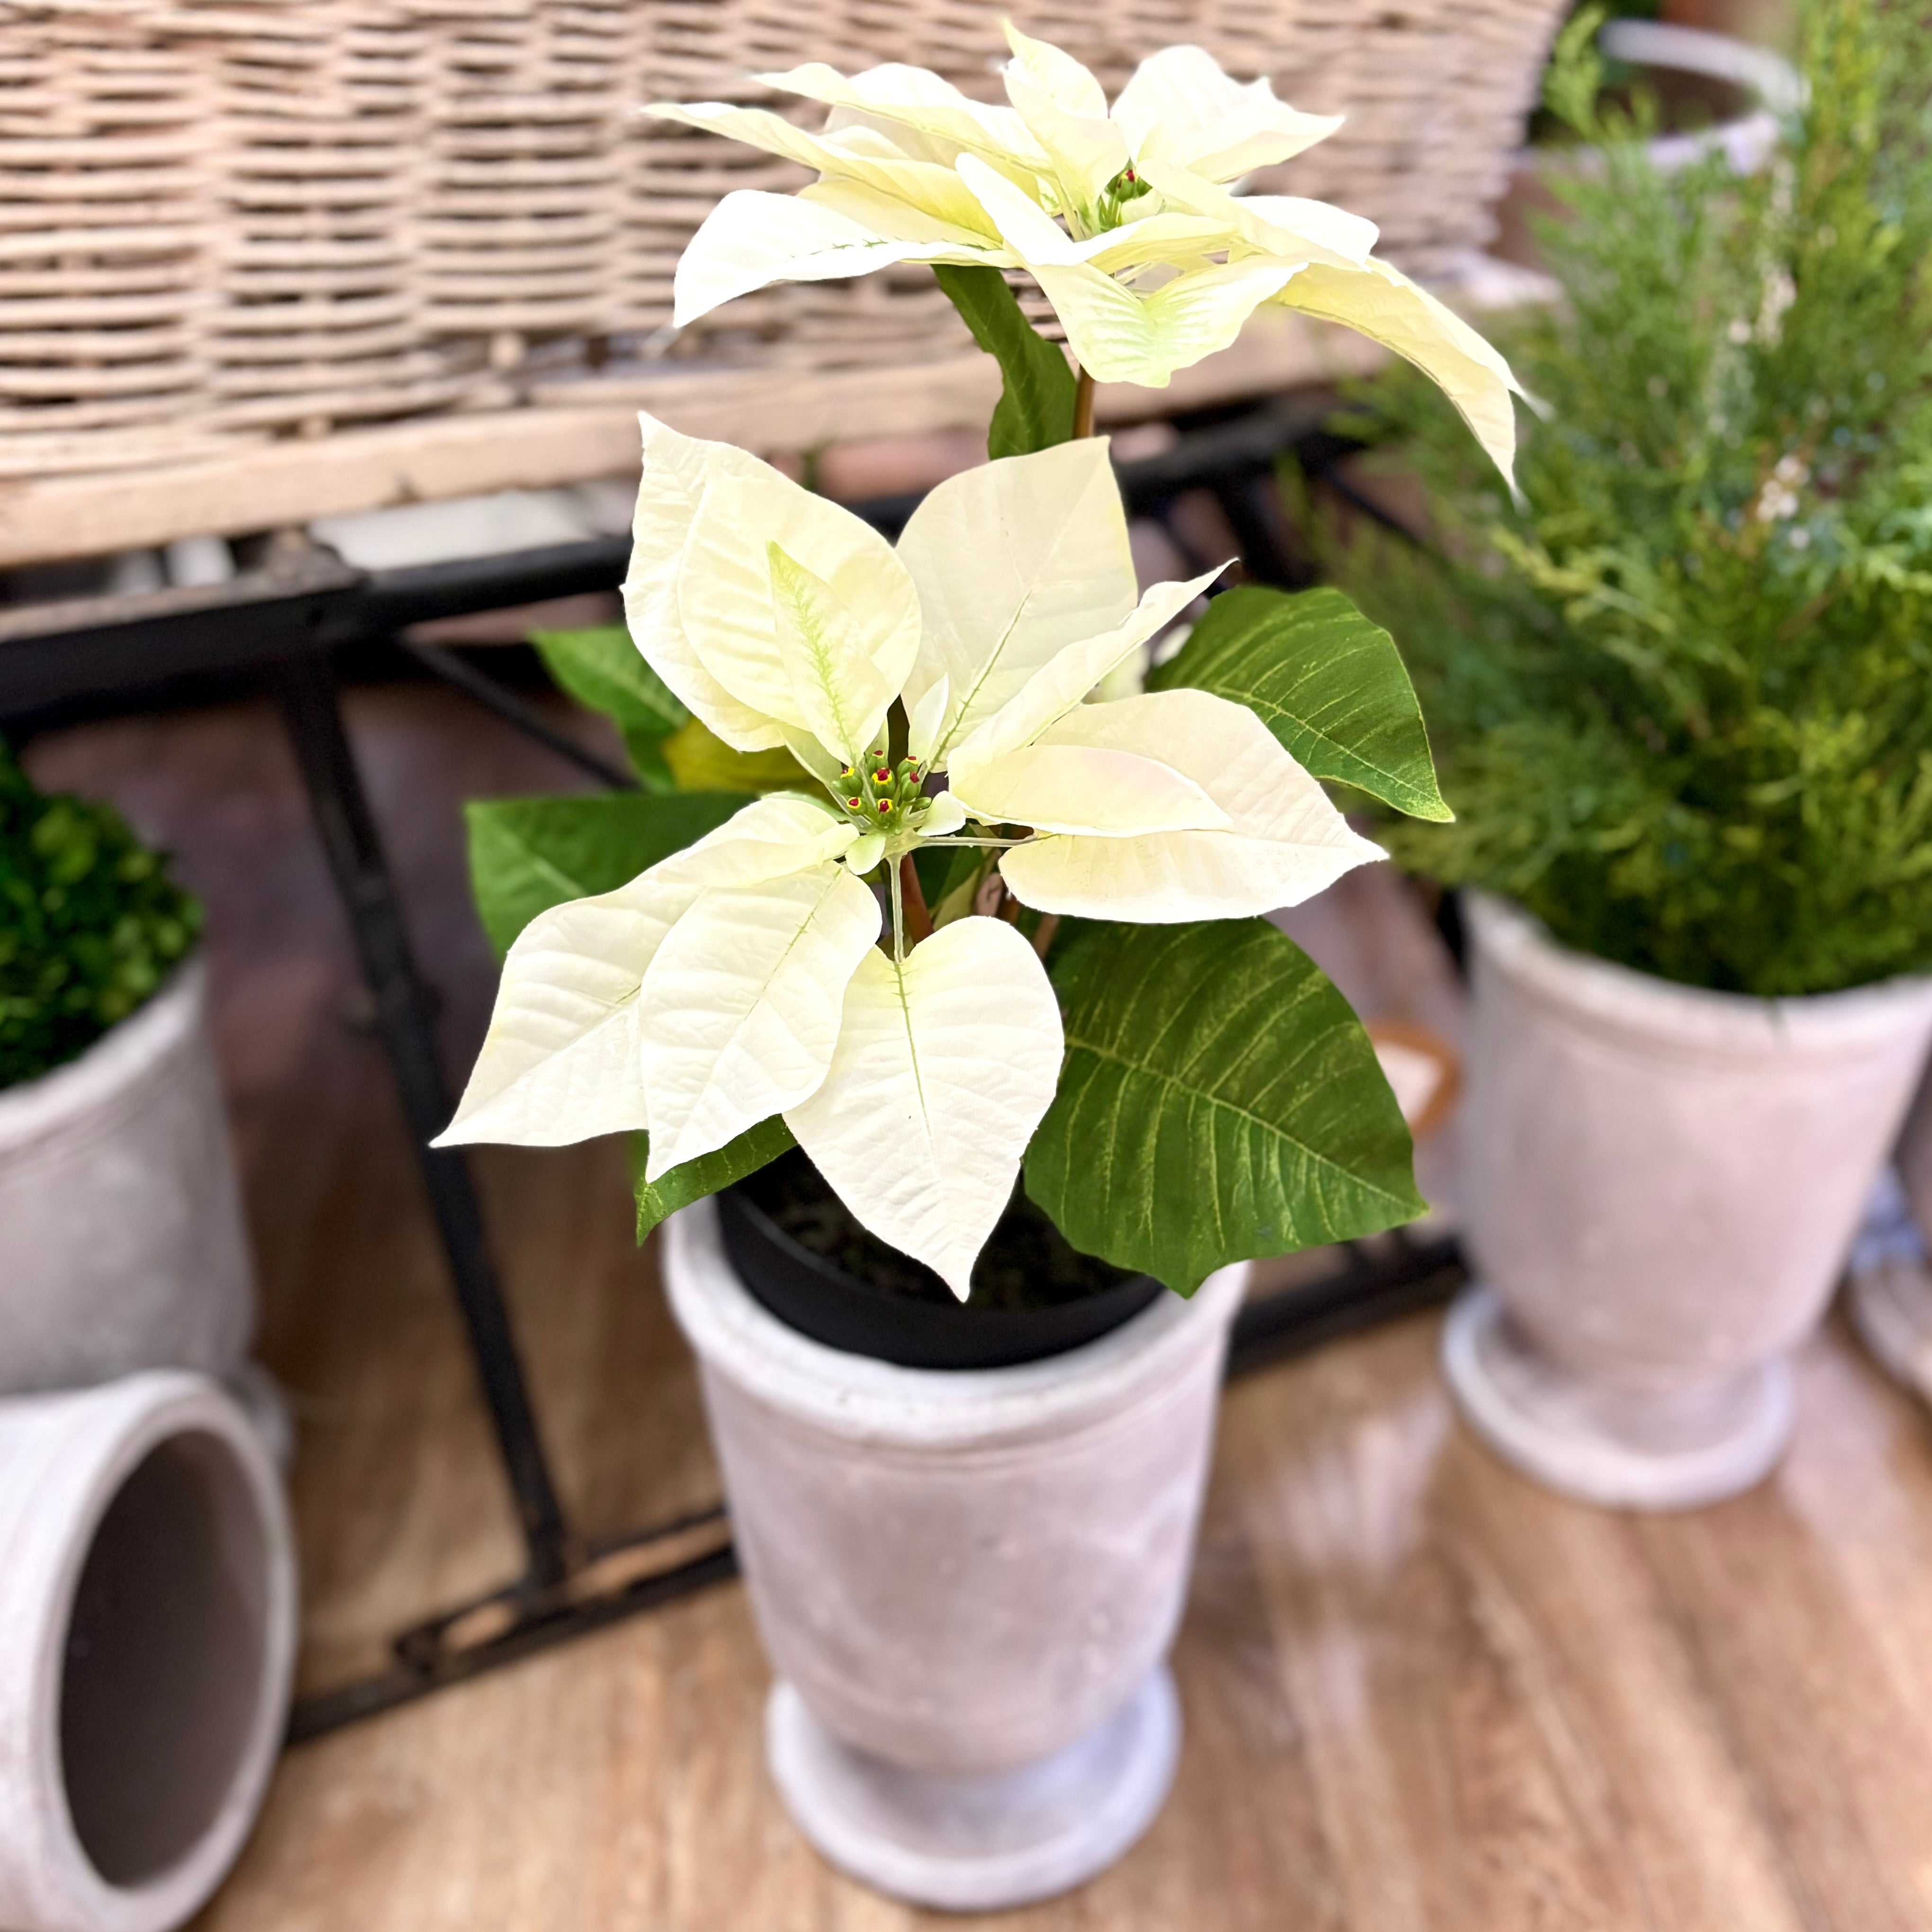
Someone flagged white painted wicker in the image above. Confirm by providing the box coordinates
[0,0,1565,541]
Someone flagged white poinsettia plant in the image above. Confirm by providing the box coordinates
[443,27,1522,1300]
[442,425,1378,1294]
[649,21,1522,478]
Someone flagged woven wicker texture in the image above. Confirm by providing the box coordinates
[0,0,1565,480]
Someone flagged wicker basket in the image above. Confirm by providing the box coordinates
[0,0,1565,498]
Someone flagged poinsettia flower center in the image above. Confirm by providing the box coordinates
[1085,162,1154,237]
[834,749,932,837]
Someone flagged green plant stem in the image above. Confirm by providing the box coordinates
[1073,367,1096,440]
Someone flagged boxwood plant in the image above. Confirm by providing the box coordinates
[0,739,200,1090]
[441,30,1522,1296]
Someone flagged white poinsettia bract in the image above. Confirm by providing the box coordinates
[439,417,1382,1297]
[647,24,1524,485]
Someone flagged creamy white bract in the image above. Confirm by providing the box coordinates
[439,418,1382,1297]
[647,25,1523,483]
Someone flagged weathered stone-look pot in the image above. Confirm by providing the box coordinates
[1445,893,1932,1510]
[0,1371,296,1932]
[1846,1059,1932,1403]
[663,1200,1246,1911]
[0,958,255,1396]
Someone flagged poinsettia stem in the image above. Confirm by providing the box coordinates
[1031,913,1060,960]
[1073,366,1096,439]
[898,854,933,946]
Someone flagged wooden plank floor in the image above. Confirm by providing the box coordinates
[25,681,1932,1932]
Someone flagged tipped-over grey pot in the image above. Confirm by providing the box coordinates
[0,1371,296,1932]
[1446,893,1932,1510]
[663,1199,1245,1913]
[0,959,254,1397]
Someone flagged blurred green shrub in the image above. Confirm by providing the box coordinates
[1319,0,1932,996]
[0,740,201,1089]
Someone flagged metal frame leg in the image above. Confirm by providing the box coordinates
[273,647,739,1739]
[273,649,570,1585]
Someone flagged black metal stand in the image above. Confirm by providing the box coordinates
[0,400,1452,1743]
[275,651,570,1585]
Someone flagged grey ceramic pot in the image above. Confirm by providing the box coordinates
[1445,893,1932,1509]
[0,958,254,1397]
[0,1371,295,1932]
[663,1198,1245,1911]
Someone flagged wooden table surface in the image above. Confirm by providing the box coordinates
[24,682,1932,1932]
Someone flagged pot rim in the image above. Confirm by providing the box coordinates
[1466,892,1932,1056]
[663,1198,1247,1451]
[718,1161,1165,1371]
[0,955,205,1158]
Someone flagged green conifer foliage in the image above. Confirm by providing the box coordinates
[1326,0,1932,996]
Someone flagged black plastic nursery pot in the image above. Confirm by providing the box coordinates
[717,1149,1165,1371]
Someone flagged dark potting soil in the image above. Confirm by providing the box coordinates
[739,1148,1134,1310]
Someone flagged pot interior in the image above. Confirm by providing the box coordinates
[60,1428,271,1888]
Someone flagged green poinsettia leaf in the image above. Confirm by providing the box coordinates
[531,625,686,736]
[1025,918,1425,1294]
[933,263,1079,461]
[1149,585,1452,822]
[531,625,687,789]
[463,789,751,959]
[912,840,986,925]
[620,723,677,794]
[630,1118,796,1243]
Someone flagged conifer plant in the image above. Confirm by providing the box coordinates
[1330,0,1932,999]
